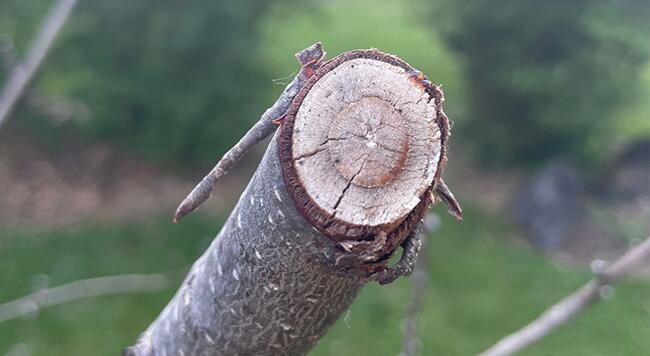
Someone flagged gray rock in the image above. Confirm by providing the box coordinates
[513,160,585,251]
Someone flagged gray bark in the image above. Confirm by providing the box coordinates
[125,134,368,355]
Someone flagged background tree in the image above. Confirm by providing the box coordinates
[425,0,649,168]
[1,0,282,165]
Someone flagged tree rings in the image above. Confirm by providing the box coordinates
[279,49,450,263]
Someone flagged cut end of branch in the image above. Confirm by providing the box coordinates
[279,49,454,271]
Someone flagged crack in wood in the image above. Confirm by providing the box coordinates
[333,161,365,212]
[293,136,349,161]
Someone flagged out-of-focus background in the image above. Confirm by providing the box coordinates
[0,0,648,355]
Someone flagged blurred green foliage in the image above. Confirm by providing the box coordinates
[2,0,648,170]
[0,214,219,354]
[2,0,279,165]
[258,0,465,116]
[426,0,650,168]
[1,210,648,355]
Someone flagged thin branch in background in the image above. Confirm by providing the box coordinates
[0,0,78,129]
[479,236,650,356]
[399,213,441,356]
[173,42,325,223]
[0,274,169,323]
[0,36,86,125]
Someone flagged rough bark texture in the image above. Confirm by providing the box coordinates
[126,48,453,355]
[126,136,367,355]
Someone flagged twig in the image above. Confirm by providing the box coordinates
[0,273,169,323]
[479,236,650,356]
[173,42,326,222]
[0,0,78,129]
[399,213,440,356]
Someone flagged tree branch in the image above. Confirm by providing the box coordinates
[127,46,455,356]
[0,274,169,323]
[1,37,85,125]
[479,236,650,356]
[0,0,78,129]
[173,42,325,222]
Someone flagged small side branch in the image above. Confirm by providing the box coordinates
[479,236,650,356]
[375,226,424,285]
[0,274,169,323]
[0,0,78,128]
[173,42,326,222]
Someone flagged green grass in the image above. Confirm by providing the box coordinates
[313,209,650,356]
[1,208,648,355]
[0,215,220,355]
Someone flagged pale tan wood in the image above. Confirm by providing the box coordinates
[292,58,441,227]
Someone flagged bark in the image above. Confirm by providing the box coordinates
[126,135,367,356]
[126,47,456,355]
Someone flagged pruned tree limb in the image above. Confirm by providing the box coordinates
[127,133,371,356]
[173,42,326,222]
[0,0,78,129]
[479,236,650,356]
[0,274,169,323]
[127,46,457,356]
